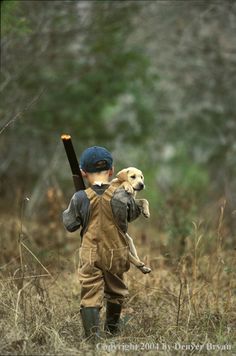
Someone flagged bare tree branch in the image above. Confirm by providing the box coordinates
[0,88,45,135]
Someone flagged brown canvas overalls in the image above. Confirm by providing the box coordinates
[78,185,130,309]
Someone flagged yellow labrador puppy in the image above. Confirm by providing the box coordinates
[111,167,151,274]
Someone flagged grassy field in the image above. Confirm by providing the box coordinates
[0,215,235,355]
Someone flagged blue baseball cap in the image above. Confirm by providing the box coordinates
[80,146,113,173]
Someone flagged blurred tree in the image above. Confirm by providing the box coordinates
[1,0,236,237]
[1,0,153,205]
[138,1,236,190]
[127,1,236,235]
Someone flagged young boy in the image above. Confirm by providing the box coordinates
[62,146,141,340]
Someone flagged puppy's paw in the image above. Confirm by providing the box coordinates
[142,200,150,218]
[122,182,134,194]
[143,210,150,219]
[138,265,152,274]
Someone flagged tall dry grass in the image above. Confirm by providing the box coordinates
[0,201,235,355]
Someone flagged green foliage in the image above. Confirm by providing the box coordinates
[1,1,236,241]
[150,146,210,254]
[10,1,153,150]
[166,145,209,197]
[1,0,154,186]
[2,0,30,35]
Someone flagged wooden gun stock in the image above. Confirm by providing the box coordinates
[61,134,86,191]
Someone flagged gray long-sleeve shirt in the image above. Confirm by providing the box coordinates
[62,184,141,238]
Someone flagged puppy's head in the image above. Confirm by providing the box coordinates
[116,167,145,191]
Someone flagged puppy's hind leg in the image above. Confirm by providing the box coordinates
[125,233,142,263]
[125,233,151,274]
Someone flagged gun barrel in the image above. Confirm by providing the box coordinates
[61,134,86,191]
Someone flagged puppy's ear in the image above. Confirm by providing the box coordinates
[116,169,129,182]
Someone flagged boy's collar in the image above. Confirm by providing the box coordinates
[93,181,109,186]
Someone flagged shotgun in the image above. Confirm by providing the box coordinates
[61,134,86,191]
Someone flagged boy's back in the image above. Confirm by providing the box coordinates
[63,183,141,236]
[62,146,141,340]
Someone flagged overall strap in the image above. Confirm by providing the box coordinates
[103,184,118,201]
[103,184,129,245]
[84,185,117,201]
[84,187,98,200]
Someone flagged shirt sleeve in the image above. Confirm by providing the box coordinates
[127,195,142,222]
[62,191,84,232]
[111,188,142,233]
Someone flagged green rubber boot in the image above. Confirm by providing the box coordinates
[80,307,100,341]
[104,302,122,335]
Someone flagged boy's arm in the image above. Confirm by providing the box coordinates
[62,191,85,232]
[127,195,142,222]
[111,188,142,232]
